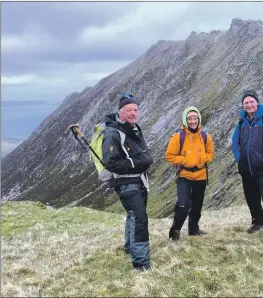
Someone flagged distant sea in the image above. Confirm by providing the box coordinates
[1,100,61,157]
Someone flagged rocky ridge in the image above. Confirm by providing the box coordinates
[2,19,263,217]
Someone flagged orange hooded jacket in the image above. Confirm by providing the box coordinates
[165,107,214,181]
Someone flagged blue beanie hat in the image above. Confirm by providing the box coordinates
[119,93,138,109]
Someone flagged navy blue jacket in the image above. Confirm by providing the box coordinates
[232,104,263,175]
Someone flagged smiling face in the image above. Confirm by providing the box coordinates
[187,115,199,130]
[119,103,138,125]
[243,96,258,115]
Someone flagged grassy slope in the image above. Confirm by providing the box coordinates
[2,201,263,297]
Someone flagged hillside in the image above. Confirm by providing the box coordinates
[2,201,263,297]
[1,18,263,216]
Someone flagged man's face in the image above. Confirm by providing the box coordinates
[119,103,138,125]
[187,116,199,130]
[243,96,258,114]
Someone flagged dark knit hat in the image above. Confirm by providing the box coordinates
[241,89,259,104]
[119,93,138,109]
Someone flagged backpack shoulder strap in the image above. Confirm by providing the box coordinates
[201,130,207,144]
[179,130,186,154]
[117,129,129,157]
[200,130,207,153]
[180,129,207,153]
[200,130,209,185]
[118,130,126,147]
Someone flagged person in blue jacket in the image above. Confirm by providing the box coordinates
[232,89,263,233]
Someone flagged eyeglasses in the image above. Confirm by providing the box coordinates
[121,93,133,99]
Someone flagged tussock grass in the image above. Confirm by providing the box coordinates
[2,201,263,297]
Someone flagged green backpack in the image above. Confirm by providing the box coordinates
[90,123,106,176]
[68,122,146,187]
[90,123,127,182]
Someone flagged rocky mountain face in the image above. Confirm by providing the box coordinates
[2,19,263,217]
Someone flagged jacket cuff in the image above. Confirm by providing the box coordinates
[179,156,185,165]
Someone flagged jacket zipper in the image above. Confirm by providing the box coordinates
[247,126,253,175]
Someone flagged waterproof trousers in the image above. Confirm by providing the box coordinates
[241,174,263,224]
[170,177,206,234]
[114,182,150,269]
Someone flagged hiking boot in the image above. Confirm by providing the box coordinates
[247,223,263,234]
[134,264,151,271]
[189,229,207,236]
[169,227,174,239]
[170,230,180,241]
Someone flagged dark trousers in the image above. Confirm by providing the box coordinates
[114,182,150,268]
[241,174,263,224]
[170,177,206,233]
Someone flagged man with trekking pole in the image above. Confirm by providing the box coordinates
[102,93,153,271]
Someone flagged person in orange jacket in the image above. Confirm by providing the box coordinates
[166,106,215,241]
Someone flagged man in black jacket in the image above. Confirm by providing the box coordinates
[102,93,153,271]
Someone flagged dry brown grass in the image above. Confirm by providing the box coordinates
[2,201,263,297]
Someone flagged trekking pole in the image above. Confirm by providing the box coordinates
[205,163,209,185]
[66,124,104,166]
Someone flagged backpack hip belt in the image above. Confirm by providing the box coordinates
[113,172,149,192]
[179,166,205,172]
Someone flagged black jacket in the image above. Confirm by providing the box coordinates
[102,113,153,185]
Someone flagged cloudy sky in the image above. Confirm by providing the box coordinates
[2,1,263,103]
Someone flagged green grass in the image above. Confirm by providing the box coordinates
[2,201,263,297]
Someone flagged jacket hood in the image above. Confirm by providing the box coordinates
[104,112,119,128]
[239,104,263,120]
[182,106,202,128]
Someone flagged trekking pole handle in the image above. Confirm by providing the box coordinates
[66,124,84,138]
[73,126,84,137]
[68,124,84,137]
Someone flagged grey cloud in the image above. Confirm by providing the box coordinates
[1,2,145,75]
[2,48,134,77]
[2,83,78,102]
[1,2,138,37]
[2,4,179,76]
[2,1,263,103]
